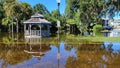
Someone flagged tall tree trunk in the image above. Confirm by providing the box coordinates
[16,18,18,33]
[8,25,10,33]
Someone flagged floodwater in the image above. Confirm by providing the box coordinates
[0,41,120,68]
[0,33,120,68]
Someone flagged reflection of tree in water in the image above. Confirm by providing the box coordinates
[0,44,31,66]
[65,44,74,52]
[0,43,51,68]
[107,42,113,53]
[1,33,24,43]
[65,43,120,68]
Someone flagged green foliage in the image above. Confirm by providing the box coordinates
[67,19,75,25]
[50,10,58,22]
[4,2,26,20]
[21,2,33,20]
[50,10,67,29]
[59,14,66,29]
[5,0,16,3]
[64,34,120,42]
[93,24,103,33]
[93,24,103,36]
[2,17,11,26]
[65,0,120,35]
[2,1,33,32]
[33,4,49,14]
[0,2,4,19]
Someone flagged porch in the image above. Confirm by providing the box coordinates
[24,30,50,38]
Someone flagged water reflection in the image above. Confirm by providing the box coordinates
[104,42,120,53]
[0,33,24,43]
[65,42,120,68]
[0,44,31,67]
[0,41,120,68]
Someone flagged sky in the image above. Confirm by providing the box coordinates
[18,0,66,14]
[113,12,120,20]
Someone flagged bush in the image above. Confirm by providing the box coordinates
[93,24,103,36]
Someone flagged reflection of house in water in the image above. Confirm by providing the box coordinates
[23,12,51,38]
[24,39,51,59]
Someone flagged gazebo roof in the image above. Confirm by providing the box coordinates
[24,13,51,24]
[31,13,44,18]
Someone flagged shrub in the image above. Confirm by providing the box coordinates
[93,24,103,36]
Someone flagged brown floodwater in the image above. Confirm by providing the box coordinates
[0,33,120,68]
[0,42,120,68]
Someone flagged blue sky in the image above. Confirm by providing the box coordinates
[113,12,120,20]
[18,0,66,14]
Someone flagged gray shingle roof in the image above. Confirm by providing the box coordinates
[24,13,50,24]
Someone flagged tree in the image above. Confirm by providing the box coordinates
[2,17,11,32]
[21,2,32,20]
[45,9,67,33]
[3,2,32,32]
[0,2,5,31]
[0,2,4,20]
[33,4,49,14]
[65,0,120,35]
[46,10,58,34]
[4,2,23,33]
[5,0,16,3]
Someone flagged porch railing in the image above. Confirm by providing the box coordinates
[25,30,41,36]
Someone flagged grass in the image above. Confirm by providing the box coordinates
[64,34,120,42]
[0,36,119,45]
[0,33,120,45]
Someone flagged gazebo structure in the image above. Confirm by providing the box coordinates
[23,13,51,38]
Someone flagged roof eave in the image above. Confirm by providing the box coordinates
[23,22,51,24]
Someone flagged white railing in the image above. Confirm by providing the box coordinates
[25,30,41,36]
[25,30,50,37]
[31,30,40,36]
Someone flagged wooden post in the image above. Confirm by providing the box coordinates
[16,18,19,33]
[40,25,41,37]
[48,25,50,36]
[30,24,31,36]
[24,24,26,36]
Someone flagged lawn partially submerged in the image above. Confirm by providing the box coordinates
[0,34,120,45]
[64,35,120,42]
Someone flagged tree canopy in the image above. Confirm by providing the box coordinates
[33,4,49,15]
[65,0,120,34]
[0,0,120,35]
